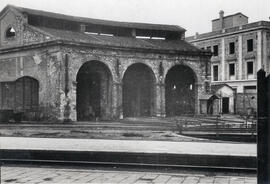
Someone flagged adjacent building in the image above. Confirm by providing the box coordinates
[187,11,270,115]
[0,5,211,122]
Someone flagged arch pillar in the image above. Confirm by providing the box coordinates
[155,82,166,117]
[195,82,203,115]
[68,81,77,121]
[112,82,123,119]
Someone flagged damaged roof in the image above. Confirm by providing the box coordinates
[6,4,185,33]
[35,26,202,53]
[0,5,211,55]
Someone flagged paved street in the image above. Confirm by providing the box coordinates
[1,165,256,184]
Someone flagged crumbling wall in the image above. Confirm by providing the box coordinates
[61,45,209,120]
[0,46,62,121]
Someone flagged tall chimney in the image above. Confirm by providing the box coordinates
[219,10,224,29]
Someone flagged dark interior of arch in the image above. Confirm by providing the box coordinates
[0,76,39,121]
[123,63,155,117]
[76,61,112,121]
[165,65,196,116]
[15,77,39,111]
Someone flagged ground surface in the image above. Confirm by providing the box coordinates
[1,137,256,156]
[0,116,247,142]
[1,165,257,184]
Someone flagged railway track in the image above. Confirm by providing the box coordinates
[1,158,256,175]
[1,149,257,174]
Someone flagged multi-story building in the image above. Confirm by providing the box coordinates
[187,11,270,115]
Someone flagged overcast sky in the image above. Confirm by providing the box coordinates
[0,0,269,36]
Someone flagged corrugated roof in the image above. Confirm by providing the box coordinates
[6,5,185,32]
[35,26,201,52]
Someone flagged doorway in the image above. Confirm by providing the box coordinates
[76,61,112,121]
[122,63,155,117]
[222,97,229,114]
[165,65,196,116]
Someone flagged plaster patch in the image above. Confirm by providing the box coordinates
[33,55,42,65]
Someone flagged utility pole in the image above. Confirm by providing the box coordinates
[257,69,269,184]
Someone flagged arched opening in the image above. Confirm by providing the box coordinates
[123,63,155,117]
[165,65,196,116]
[15,76,39,111]
[5,27,16,38]
[76,61,112,121]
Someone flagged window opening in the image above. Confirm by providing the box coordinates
[6,27,16,38]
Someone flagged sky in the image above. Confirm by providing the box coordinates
[0,0,269,36]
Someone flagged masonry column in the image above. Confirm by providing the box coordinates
[221,38,226,81]
[68,81,77,121]
[262,31,268,73]
[111,82,118,119]
[257,30,263,71]
[156,79,166,117]
[118,82,123,119]
[238,35,243,80]
[160,82,166,117]
[194,82,202,115]
[59,53,75,122]
[112,82,123,119]
[155,82,162,117]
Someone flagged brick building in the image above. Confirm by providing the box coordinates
[187,11,270,115]
[0,5,211,122]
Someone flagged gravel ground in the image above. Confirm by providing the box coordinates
[0,125,229,143]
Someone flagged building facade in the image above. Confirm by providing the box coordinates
[0,5,211,122]
[187,11,270,115]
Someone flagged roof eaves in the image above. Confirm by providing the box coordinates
[187,21,270,42]
[0,4,24,20]
[0,38,209,57]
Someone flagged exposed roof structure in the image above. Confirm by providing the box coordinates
[4,5,185,33]
[33,26,201,52]
[0,5,211,55]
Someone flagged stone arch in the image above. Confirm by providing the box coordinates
[73,58,117,84]
[12,73,43,91]
[164,62,198,84]
[165,64,197,116]
[122,63,156,117]
[121,62,158,84]
[76,60,113,121]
